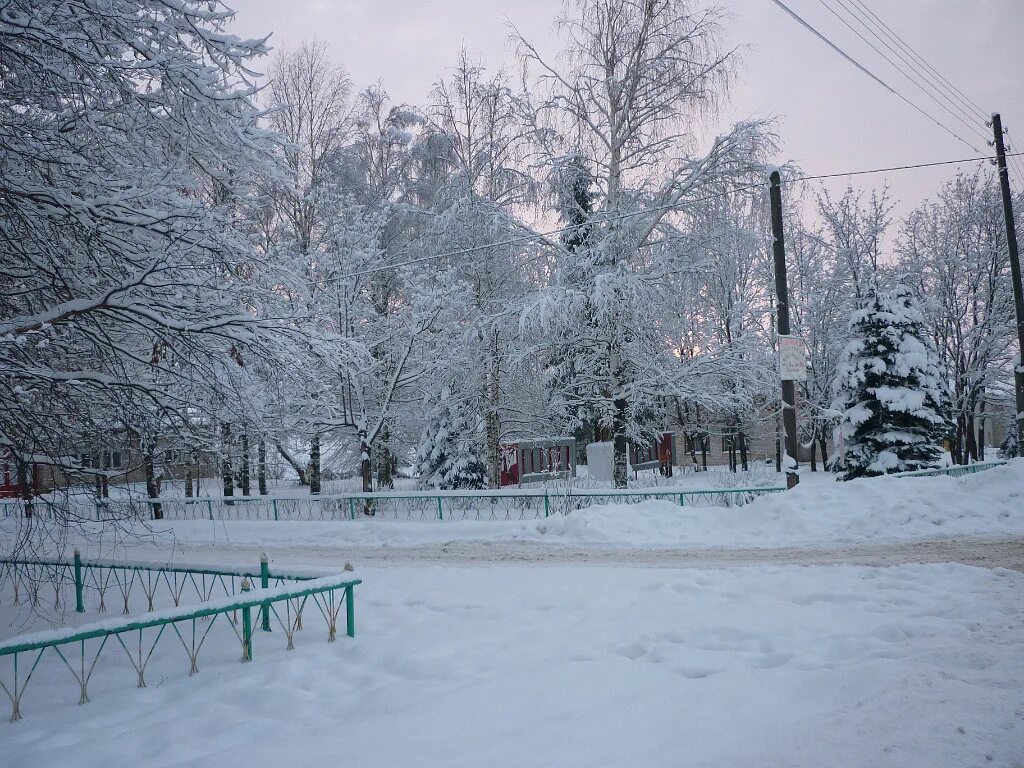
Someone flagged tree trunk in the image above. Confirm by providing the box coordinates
[700,433,708,471]
[240,430,250,496]
[309,434,321,495]
[818,435,829,469]
[101,449,110,498]
[359,429,374,515]
[185,462,194,498]
[610,343,628,488]
[258,439,268,495]
[977,399,986,461]
[144,441,162,519]
[738,429,748,472]
[17,455,33,519]
[965,413,978,464]
[221,423,234,502]
[485,331,502,488]
[275,443,308,485]
[809,432,818,472]
[376,425,394,489]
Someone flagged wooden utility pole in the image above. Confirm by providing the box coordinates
[769,170,800,488]
[991,114,1024,452]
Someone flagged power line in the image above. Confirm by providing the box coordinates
[818,0,989,150]
[796,152,1017,182]
[840,0,1024,187]
[334,151,1023,280]
[768,0,983,155]
[848,0,989,119]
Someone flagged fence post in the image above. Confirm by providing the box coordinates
[206,499,214,521]
[436,497,443,521]
[271,499,279,522]
[544,493,550,518]
[678,493,685,507]
[240,579,253,662]
[260,555,271,632]
[345,584,355,638]
[348,497,356,521]
[73,549,85,613]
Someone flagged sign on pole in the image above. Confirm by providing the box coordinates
[778,335,807,381]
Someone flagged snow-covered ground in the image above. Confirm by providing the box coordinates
[61,459,1021,553]
[2,462,1021,767]
[2,563,1022,767]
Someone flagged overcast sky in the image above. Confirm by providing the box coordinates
[229,0,1024,225]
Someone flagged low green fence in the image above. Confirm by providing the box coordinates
[0,552,322,616]
[0,556,360,721]
[2,485,787,523]
[80,485,786,522]
[895,460,1007,479]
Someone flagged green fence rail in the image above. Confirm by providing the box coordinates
[0,553,325,617]
[1,485,785,523]
[895,460,1008,479]
[0,559,360,722]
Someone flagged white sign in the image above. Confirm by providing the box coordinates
[778,335,807,381]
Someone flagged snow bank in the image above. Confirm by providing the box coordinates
[90,459,1022,550]
[538,459,1024,547]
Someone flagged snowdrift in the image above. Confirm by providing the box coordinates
[107,459,1024,551]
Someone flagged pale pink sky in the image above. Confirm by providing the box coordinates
[229,0,1024,223]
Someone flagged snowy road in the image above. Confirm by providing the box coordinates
[103,533,1024,571]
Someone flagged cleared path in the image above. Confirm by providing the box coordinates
[106,534,1024,572]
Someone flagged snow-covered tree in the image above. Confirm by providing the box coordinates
[0,0,284,513]
[517,0,772,487]
[414,389,487,490]
[833,286,950,479]
[898,171,1016,464]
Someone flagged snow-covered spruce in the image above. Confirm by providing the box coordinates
[414,389,488,490]
[832,285,951,479]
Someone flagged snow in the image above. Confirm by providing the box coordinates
[2,461,1022,766]
[2,562,1022,767]
[42,460,1021,551]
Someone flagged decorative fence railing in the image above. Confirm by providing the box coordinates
[895,460,1007,479]
[0,485,786,523]
[0,555,360,721]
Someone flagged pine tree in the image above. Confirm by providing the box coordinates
[833,285,950,479]
[414,390,488,490]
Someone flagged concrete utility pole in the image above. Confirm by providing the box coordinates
[991,113,1024,452]
[769,170,800,489]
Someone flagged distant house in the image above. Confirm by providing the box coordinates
[0,447,44,498]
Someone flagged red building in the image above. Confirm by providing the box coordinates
[0,448,39,498]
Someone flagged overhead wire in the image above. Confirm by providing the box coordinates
[836,0,1024,187]
[767,0,983,155]
[816,0,990,151]
[843,0,1024,186]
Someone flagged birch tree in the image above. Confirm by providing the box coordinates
[517,0,771,486]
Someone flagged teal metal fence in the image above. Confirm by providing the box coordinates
[0,556,360,721]
[0,553,324,616]
[13,485,784,522]
[895,460,1007,479]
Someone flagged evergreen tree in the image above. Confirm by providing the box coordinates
[414,390,488,490]
[833,285,950,479]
